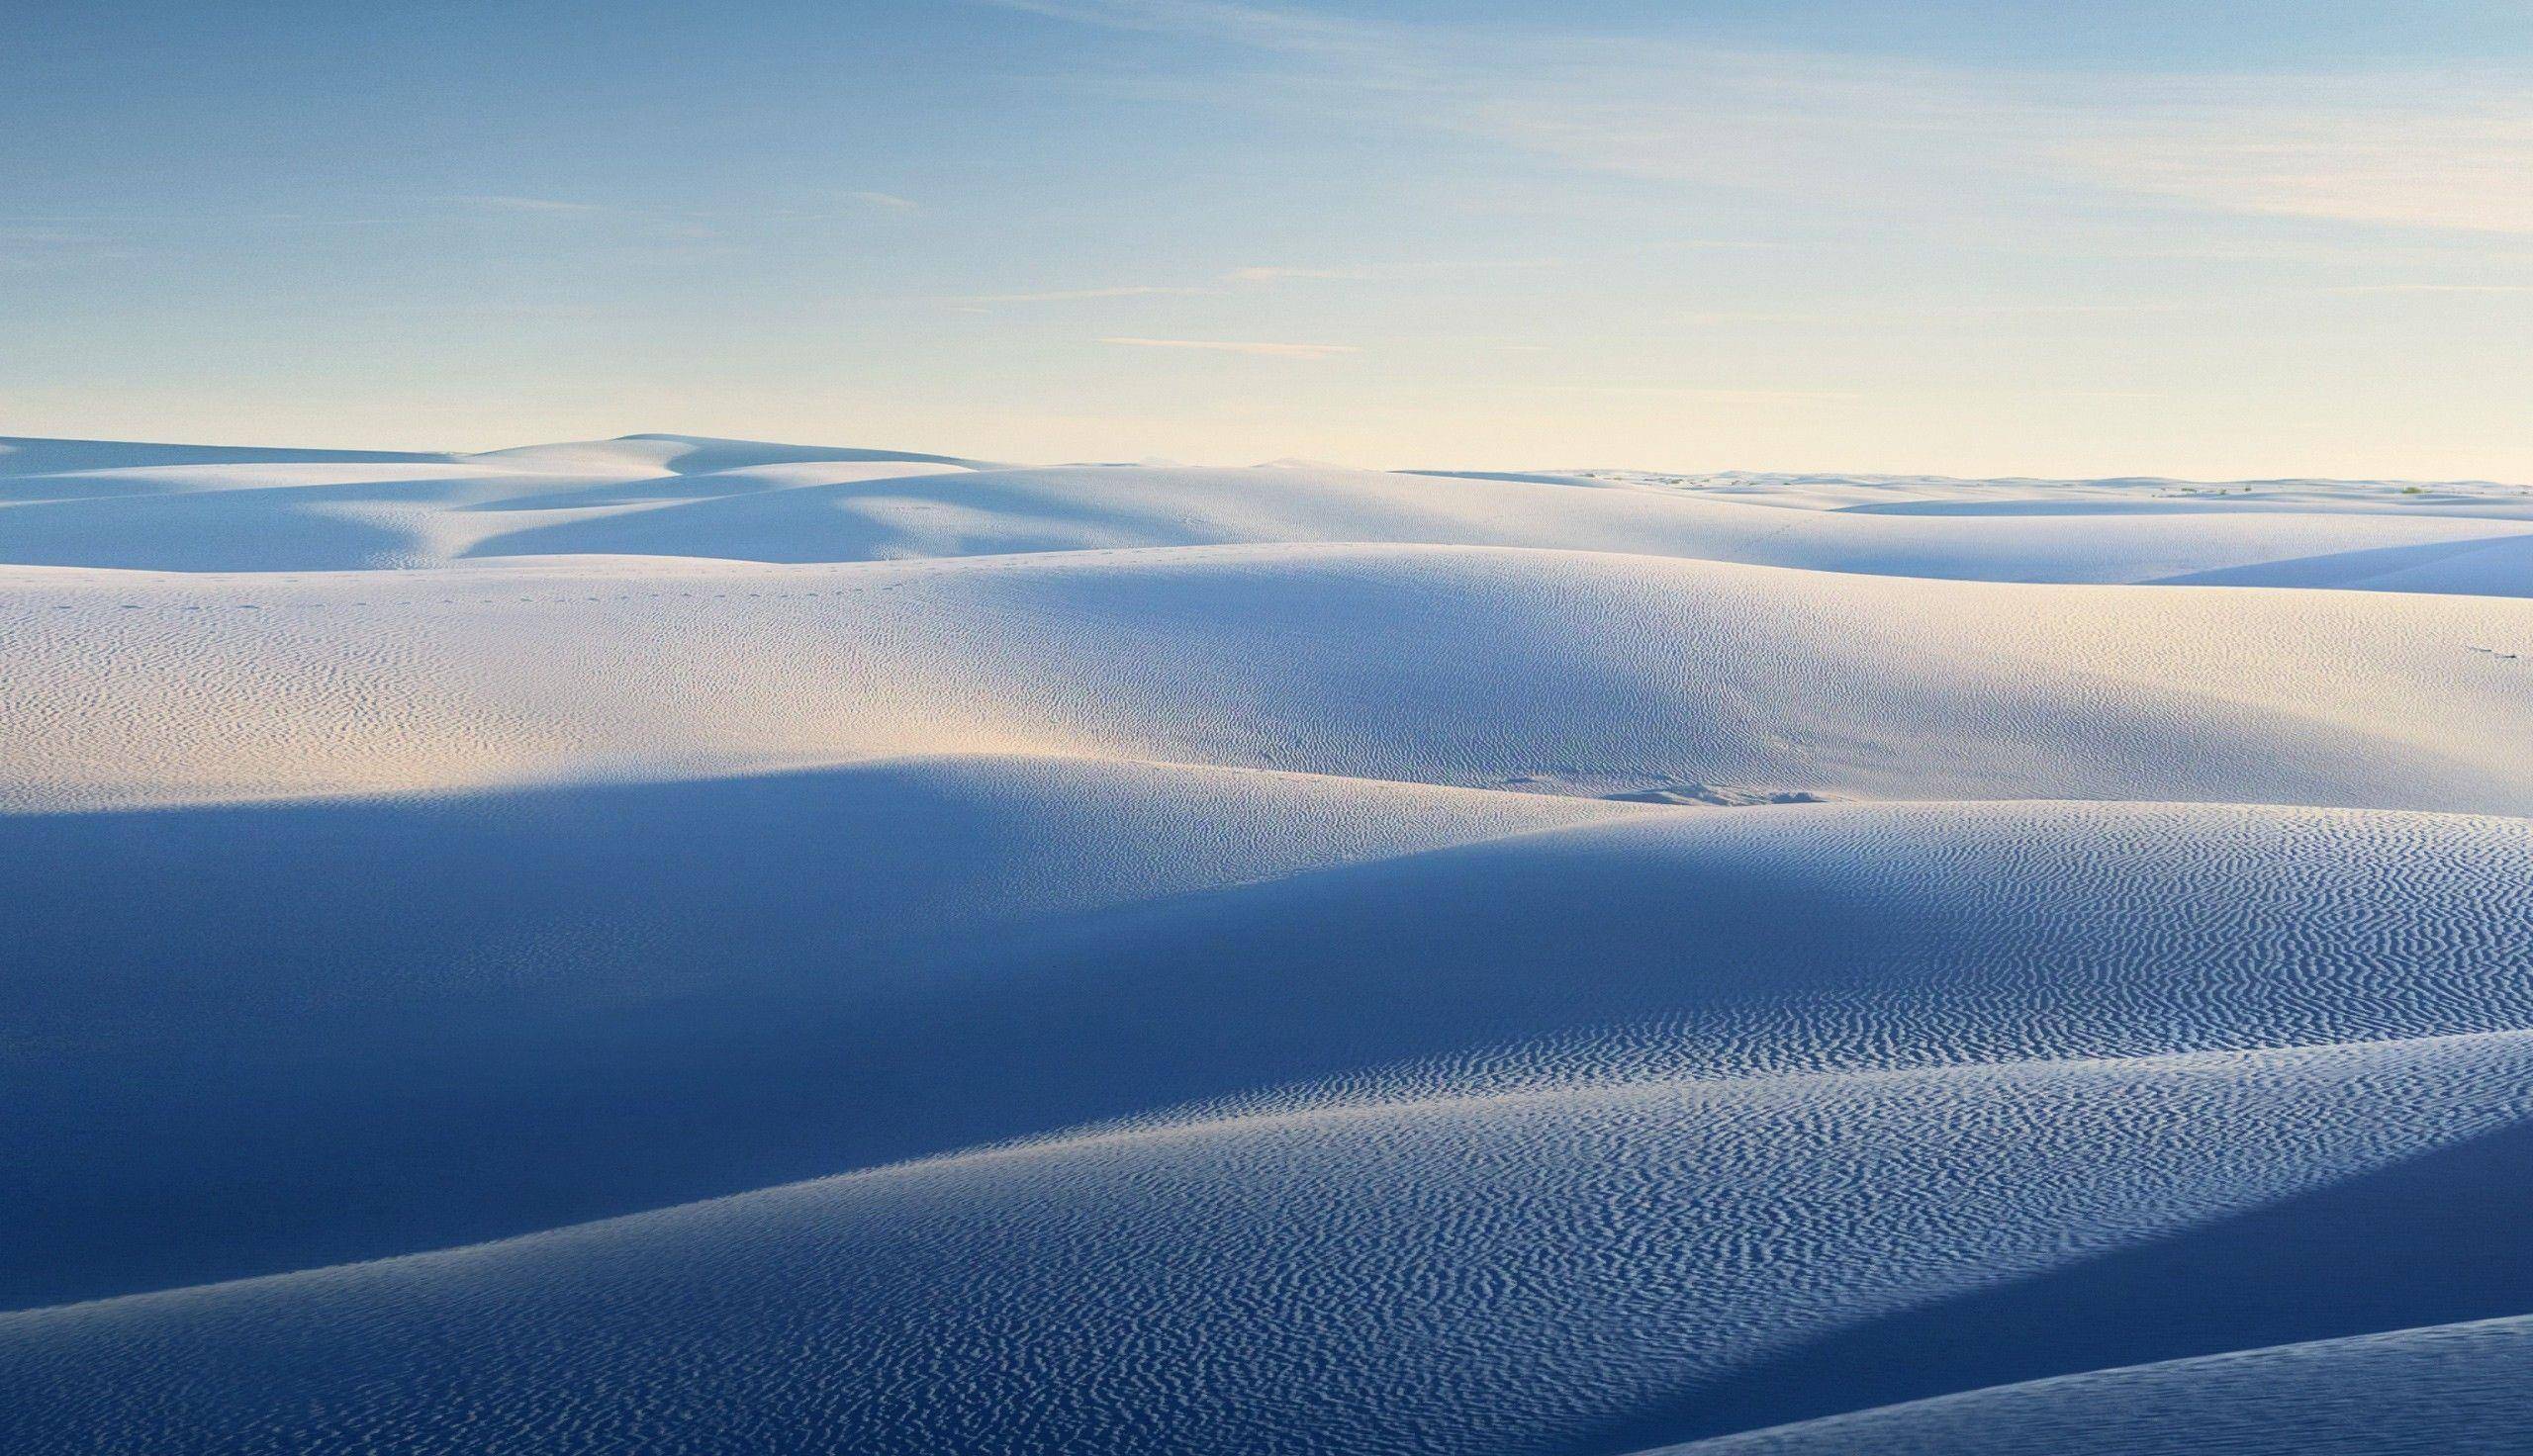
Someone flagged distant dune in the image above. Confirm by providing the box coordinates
[5,435,2531,1453]
[5,431,2531,586]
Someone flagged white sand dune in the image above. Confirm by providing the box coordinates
[6,432,2533,590]
[5,547,2531,814]
[9,784,2527,1308]
[8,1025,2532,1452]
[1648,1316,2533,1455]
[4,433,2530,1453]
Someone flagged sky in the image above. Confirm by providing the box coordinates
[8,0,2533,478]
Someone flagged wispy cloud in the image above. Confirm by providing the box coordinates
[1537,385,1855,405]
[999,0,2533,237]
[931,264,1363,308]
[2324,282,2533,295]
[946,284,1215,305]
[1225,264,1368,281]
[2017,389,2171,400]
[842,190,921,212]
[991,0,1373,57]
[0,222,159,269]
[1101,335,1358,357]
[2065,87,2533,234]
[441,195,609,216]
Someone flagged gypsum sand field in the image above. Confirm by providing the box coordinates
[4,431,2533,1453]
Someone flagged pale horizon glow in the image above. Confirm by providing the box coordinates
[8,1,2533,479]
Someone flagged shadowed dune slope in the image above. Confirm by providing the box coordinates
[5,786,2533,1454]
[5,1028,2531,1454]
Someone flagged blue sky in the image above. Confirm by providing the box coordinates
[8,0,2533,477]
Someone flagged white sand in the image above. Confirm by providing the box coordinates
[4,433,2530,1453]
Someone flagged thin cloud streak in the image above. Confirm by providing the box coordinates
[441,195,609,216]
[936,265,1368,307]
[946,285,1216,305]
[1226,265,1369,281]
[997,0,2533,236]
[1101,336,1359,357]
[2324,282,2533,294]
[1534,385,1857,404]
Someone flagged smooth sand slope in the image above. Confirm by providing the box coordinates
[6,548,2531,814]
[1650,1316,2533,1456]
[3,434,2531,1453]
